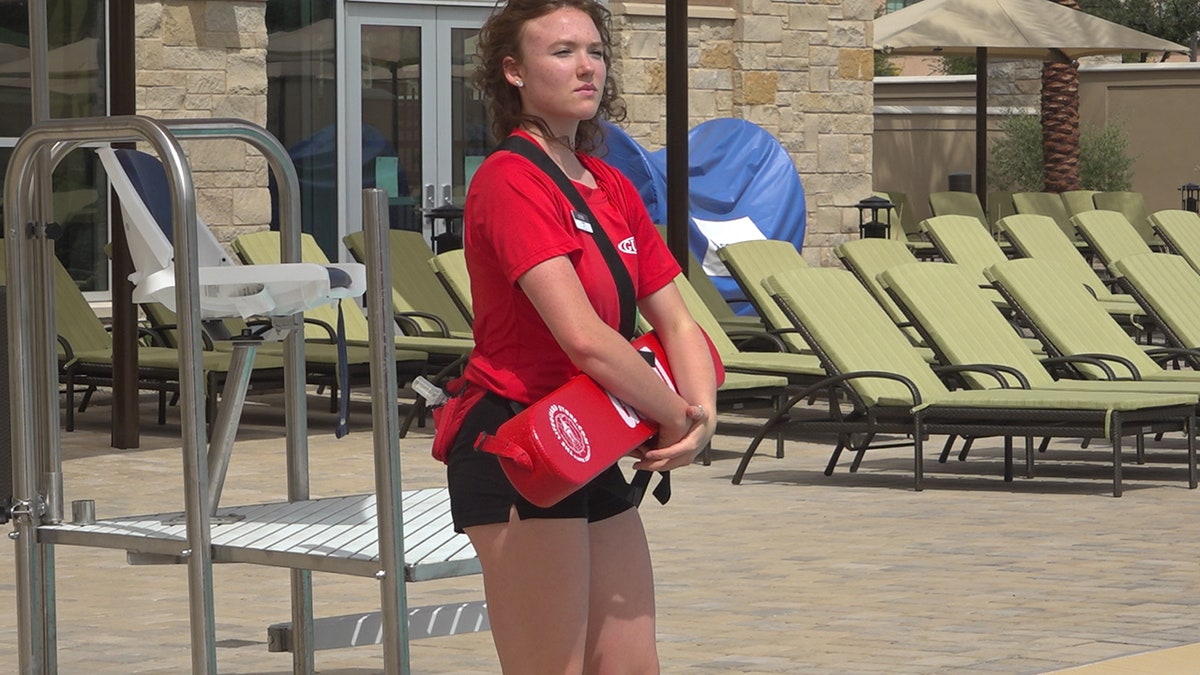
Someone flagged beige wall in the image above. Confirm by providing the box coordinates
[1079,63,1200,212]
[874,62,1200,224]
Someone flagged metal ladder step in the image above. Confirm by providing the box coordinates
[267,601,490,652]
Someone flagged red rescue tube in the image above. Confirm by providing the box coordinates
[475,331,724,507]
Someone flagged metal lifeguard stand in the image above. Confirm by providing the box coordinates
[5,116,479,674]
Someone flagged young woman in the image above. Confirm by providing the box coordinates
[444,0,718,671]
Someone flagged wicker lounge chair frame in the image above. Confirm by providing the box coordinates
[733,266,1195,496]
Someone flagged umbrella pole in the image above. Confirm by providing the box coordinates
[975,47,988,213]
[665,0,689,267]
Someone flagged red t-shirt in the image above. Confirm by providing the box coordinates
[462,130,681,405]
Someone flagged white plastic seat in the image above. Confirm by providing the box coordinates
[97,147,365,319]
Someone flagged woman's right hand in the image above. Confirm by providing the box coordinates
[632,404,714,472]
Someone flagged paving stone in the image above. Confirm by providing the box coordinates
[3,392,1200,672]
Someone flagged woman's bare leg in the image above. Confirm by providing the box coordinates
[467,509,592,674]
[584,508,659,674]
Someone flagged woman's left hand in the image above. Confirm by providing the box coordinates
[631,404,716,472]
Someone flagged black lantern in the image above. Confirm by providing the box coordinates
[425,203,465,253]
[855,195,894,239]
[1181,183,1200,214]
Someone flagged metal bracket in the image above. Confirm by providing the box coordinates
[246,314,302,342]
[9,496,44,522]
[24,220,63,240]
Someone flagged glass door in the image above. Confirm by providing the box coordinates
[344,3,490,254]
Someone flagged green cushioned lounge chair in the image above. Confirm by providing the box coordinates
[715,239,815,355]
[140,300,392,421]
[1011,191,1077,241]
[633,274,807,462]
[428,248,473,324]
[881,190,938,259]
[882,190,920,240]
[0,240,290,432]
[739,266,1196,496]
[918,215,1010,294]
[1111,253,1200,367]
[642,274,825,388]
[996,214,1148,330]
[1072,210,1155,271]
[869,191,915,245]
[984,258,1200,384]
[879,261,1200,398]
[833,238,928,349]
[879,261,1200,475]
[634,274,800,462]
[1093,191,1157,247]
[232,231,472,362]
[1147,209,1200,275]
[1061,190,1098,218]
[344,229,474,340]
[988,191,1016,228]
[928,191,989,228]
[654,225,763,335]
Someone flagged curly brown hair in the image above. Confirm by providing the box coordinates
[473,0,626,155]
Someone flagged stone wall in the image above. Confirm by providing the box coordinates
[612,0,875,266]
[135,0,270,240]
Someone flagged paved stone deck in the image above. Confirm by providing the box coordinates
[2,391,1200,673]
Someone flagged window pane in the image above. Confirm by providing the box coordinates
[451,27,488,204]
[265,1,338,253]
[0,1,108,292]
[361,23,421,234]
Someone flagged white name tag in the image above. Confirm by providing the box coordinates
[572,210,593,233]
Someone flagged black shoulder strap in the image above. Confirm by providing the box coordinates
[497,135,637,340]
[497,135,669,506]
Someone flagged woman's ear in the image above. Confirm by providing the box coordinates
[502,56,524,88]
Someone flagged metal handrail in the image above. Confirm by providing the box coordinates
[4,115,318,675]
[6,115,211,674]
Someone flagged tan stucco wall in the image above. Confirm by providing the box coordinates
[874,62,1200,223]
[135,0,269,241]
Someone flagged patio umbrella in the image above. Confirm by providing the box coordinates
[874,0,1188,207]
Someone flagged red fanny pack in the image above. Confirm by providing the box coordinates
[430,377,489,463]
[474,331,724,508]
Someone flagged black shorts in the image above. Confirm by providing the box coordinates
[446,392,637,533]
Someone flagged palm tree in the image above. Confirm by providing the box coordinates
[1042,0,1082,192]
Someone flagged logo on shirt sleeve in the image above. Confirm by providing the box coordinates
[618,236,637,254]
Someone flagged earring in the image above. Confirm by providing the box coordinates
[514,80,524,88]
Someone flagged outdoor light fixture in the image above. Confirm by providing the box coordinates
[856,195,894,239]
[1180,183,1200,213]
[425,203,465,253]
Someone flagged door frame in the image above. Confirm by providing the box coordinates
[340,0,492,258]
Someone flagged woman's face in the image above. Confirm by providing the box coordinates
[505,7,605,137]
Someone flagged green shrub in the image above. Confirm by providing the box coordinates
[988,115,1043,192]
[987,114,1137,192]
[1079,120,1136,192]
[874,51,899,77]
[933,55,977,75]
